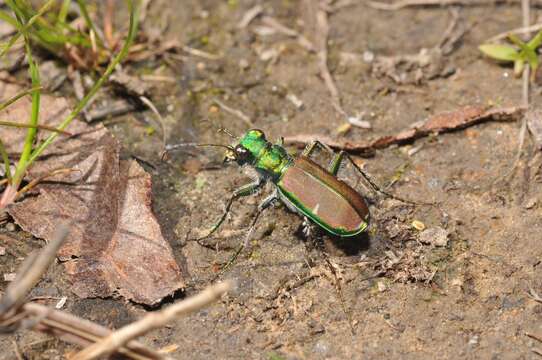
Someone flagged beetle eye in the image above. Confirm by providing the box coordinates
[234,145,250,161]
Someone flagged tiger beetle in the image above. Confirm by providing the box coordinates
[166,129,414,251]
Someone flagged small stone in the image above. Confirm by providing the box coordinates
[377,281,387,292]
[6,222,15,232]
[363,50,375,63]
[313,340,330,355]
[348,114,372,129]
[524,198,537,209]
[468,335,479,346]
[411,220,425,231]
[419,227,449,247]
[0,247,5,256]
[55,296,68,309]
[3,273,16,282]
[238,58,249,70]
[286,93,304,110]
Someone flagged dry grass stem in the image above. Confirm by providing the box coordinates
[0,224,69,317]
[260,16,315,52]
[367,0,539,11]
[212,99,253,126]
[487,22,542,42]
[314,2,346,117]
[71,281,232,360]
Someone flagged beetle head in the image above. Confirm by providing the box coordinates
[225,129,267,165]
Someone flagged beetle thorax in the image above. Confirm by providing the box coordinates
[237,129,292,180]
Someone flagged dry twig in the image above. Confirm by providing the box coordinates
[487,22,542,42]
[212,98,253,126]
[71,281,232,360]
[314,2,347,117]
[367,0,542,11]
[0,225,69,318]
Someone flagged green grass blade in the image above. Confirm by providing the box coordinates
[58,0,71,24]
[0,9,19,28]
[0,0,56,58]
[0,86,41,112]
[0,138,12,182]
[27,0,140,167]
[12,33,41,185]
[75,0,104,48]
[527,29,542,49]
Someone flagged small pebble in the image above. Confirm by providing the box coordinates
[468,335,479,346]
[0,247,5,256]
[524,198,537,209]
[286,93,304,110]
[377,281,387,292]
[411,220,425,231]
[55,296,68,309]
[3,273,16,282]
[6,222,15,232]
[419,227,449,247]
[363,50,375,63]
[238,58,249,70]
[348,116,371,129]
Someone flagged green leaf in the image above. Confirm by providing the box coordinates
[514,59,524,76]
[479,44,520,61]
[522,47,539,71]
[528,29,542,49]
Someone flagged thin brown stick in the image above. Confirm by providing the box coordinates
[20,302,163,360]
[505,0,531,180]
[0,224,69,317]
[104,0,116,49]
[487,22,542,42]
[15,168,81,200]
[71,281,232,360]
[12,340,24,360]
[138,96,167,150]
[367,0,540,11]
[528,288,542,303]
[212,99,253,127]
[238,4,263,28]
[315,2,346,117]
[260,16,315,52]
[527,332,542,342]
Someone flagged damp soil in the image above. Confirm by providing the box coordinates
[2,1,542,359]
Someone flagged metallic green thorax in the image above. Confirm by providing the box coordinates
[238,130,292,180]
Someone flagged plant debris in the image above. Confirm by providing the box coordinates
[526,108,542,149]
[419,227,449,247]
[1,85,184,305]
[284,105,525,154]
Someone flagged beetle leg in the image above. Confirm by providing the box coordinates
[327,151,344,176]
[333,151,420,205]
[197,179,264,241]
[244,191,278,246]
[301,140,334,157]
[218,191,278,274]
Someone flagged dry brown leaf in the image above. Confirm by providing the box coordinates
[1,84,184,305]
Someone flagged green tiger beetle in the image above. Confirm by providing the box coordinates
[166,129,417,252]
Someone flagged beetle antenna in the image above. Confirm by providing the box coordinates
[161,142,235,161]
[218,128,238,139]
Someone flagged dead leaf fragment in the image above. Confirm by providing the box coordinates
[1,84,184,305]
